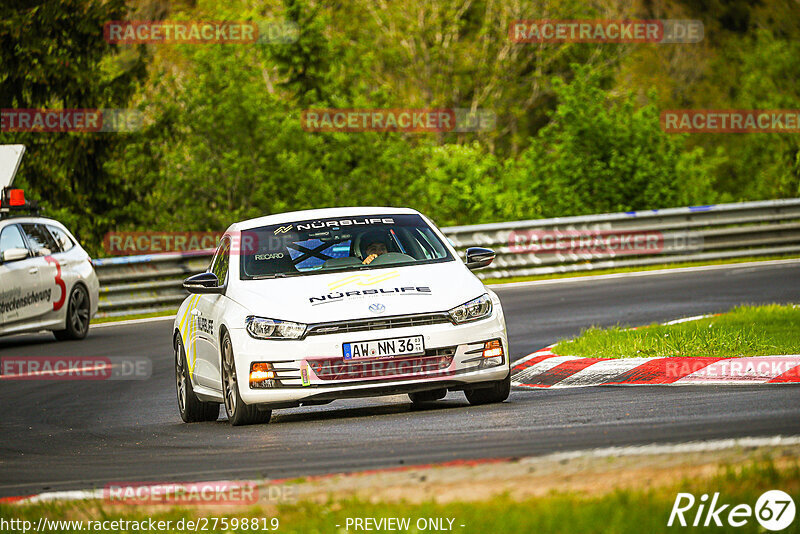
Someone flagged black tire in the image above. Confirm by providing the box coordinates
[464,372,511,405]
[175,337,220,423]
[408,388,447,404]
[53,285,91,341]
[221,331,271,426]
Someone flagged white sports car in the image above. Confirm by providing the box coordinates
[173,207,510,425]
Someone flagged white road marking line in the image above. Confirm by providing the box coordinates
[25,489,103,503]
[662,314,714,325]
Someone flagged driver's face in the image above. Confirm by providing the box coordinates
[365,242,388,257]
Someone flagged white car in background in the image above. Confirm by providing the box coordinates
[174,207,510,425]
[0,145,99,340]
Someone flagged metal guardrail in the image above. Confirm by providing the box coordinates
[93,198,800,317]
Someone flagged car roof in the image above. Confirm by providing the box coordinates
[0,216,67,229]
[229,206,422,231]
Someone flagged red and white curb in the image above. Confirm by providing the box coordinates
[512,312,800,387]
[512,346,800,387]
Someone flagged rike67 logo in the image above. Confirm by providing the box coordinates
[669,490,796,530]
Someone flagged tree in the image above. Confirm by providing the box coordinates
[511,66,721,217]
[0,0,146,252]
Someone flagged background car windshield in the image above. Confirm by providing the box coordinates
[240,214,452,279]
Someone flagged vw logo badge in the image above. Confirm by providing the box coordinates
[369,303,386,314]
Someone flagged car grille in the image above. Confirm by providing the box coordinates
[305,312,452,336]
[308,347,456,381]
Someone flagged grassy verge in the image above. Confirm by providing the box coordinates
[556,304,800,358]
[92,310,176,324]
[483,254,800,285]
[1,458,797,533]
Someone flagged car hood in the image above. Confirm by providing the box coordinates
[227,261,486,323]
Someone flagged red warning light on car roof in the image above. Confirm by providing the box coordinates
[9,189,25,206]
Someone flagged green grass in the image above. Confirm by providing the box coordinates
[1,459,797,533]
[483,254,800,285]
[556,304,800,358]
[92,310,177,324]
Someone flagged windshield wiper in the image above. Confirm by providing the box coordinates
[251,272,302,280]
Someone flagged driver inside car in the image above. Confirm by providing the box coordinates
[360,231,390,265]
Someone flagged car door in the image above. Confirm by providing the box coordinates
[43,223,80,308]
[0,223,48,327]
[19,223,67,319]
[193,237,231,389]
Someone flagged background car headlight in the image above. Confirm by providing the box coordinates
[448,294,492,324]
[246,316,306,339]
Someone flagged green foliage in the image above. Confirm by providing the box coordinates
[107,19,428,231]
[0,0,146,253]
[408,144,513,227]
[511,66,720,217]
[710,30,800,200]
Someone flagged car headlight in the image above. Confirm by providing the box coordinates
[448,294,492,324]
[245,316,307,339]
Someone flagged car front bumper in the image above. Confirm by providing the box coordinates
[228,310,509,406]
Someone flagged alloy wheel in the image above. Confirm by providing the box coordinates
[70,287,90,335]
[222,336,237,417]
[175,345,187,413]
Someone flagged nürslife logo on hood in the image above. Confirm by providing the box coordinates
[309,286,432,305]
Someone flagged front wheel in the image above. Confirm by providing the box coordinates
[176,337,219,423]
[53,285,91,341]
[464,373,511,405]
[221,331,271,426]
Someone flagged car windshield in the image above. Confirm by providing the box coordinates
[239,214,453,279]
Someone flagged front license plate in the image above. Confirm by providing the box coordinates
[343,336,425,360]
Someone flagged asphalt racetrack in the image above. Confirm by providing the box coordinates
[1,261,799,497]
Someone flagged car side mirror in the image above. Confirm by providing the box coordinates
[465,247,495,270]
[183,272,224,294]
[1,247,29,263]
